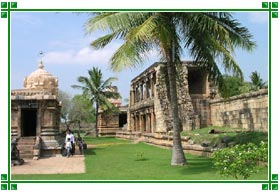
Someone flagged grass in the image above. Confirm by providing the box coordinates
[12,137,268,180]
[181,126,268,147]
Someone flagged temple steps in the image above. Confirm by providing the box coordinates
[17,137,36,159]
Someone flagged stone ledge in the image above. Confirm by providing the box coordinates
[210,89,268,104]
[116,131,214,157]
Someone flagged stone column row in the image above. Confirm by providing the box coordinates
[130,109,156,133]
[131,73,156,104]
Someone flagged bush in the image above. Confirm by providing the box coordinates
[212,141,267,179]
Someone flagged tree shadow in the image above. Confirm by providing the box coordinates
[179,158,215,176]
[84,147,104,156]
[134,158,149,161]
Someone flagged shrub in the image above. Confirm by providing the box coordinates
[212,141,267,179]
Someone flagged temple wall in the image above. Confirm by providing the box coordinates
[191,98,211,127]
[209,89,268,131]
[128,62,206,133]
[11,96,63,156]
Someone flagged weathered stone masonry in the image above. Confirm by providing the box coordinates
[209,89,268,131]
[117,62,268,155]
[127,62,211,133]
[124,61,268,135]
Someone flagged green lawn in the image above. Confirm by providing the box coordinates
[181,126,268,146]
[12,137,268,180]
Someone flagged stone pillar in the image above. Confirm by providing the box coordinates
[151,73,155,98]
[139,82,143,101]
[135,85,139,103]
[17,107,22,137]
[150,109,155,133]
[130,87,135,105]
[36,107,41,136]
[144,78,149,99]
[131,115,135,131]
[136,114,140,131]
[143,81,146,100]
[143,114,147,132]
[139,113,143,132]
[146,113,151,133]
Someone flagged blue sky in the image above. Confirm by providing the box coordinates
[11,12,268,103]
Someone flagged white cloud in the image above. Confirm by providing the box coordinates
[44,43,121,66]
[248,12,268,24]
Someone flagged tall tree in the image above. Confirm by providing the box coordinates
[58,89,74,130]
[69,94,96,134]
[85,12,255,165]
[72,67,121,138]
[69,95,95,123]
[219,75,249,98]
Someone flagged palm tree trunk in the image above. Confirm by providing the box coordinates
[94,102,99,138]
[165,47,187,166]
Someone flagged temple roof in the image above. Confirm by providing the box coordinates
[23,60,58,96]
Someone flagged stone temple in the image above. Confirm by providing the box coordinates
[126,61,213,133]
[117,60,268,141]
[11,60,63,159]
[97,87,128,136]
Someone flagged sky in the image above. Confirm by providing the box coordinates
[11,12,268,103]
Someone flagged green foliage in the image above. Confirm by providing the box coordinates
[181,126,268,147]
[250,71,267,91]
[72,67,121,137]
[72,67,121,109]
[69,94,95,123]
[58,89,72,122]
[86,12,255,93]
[212,141,267,179]
[135,151,146,161]
[58,91,95,126]
[219,71,267,98]
[219,76,251,98]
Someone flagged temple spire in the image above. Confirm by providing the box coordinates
[38,51,44,69]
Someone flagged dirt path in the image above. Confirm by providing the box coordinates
[11,155,85,175]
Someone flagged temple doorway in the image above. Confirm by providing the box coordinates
[119,113,127,128]
[21,109,37,136]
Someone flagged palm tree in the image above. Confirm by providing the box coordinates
[72,67,121,138]
[250,70,267,91]
[84,12,255,165]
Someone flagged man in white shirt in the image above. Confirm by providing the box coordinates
[70,131,75,155]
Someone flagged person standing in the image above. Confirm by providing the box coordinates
[70,131,75,155]
[65,130,71,143]
[65,138,72,158]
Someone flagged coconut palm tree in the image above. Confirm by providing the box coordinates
[250,70,267,91]
[72,67,121,138]
[84,12,255,165]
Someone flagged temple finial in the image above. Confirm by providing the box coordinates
[38,51,44,69]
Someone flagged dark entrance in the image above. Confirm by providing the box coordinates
[188,68,207,95]
[119,113,127,128]
[21,109,37,136]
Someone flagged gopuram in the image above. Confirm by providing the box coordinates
[11,60,63,159]
[126,61,215,134]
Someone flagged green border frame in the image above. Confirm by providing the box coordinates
[0,1,278,191]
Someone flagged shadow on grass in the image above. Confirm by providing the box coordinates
[134,158,149,161]
[84,147,104,156]
[179,158,215,175]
